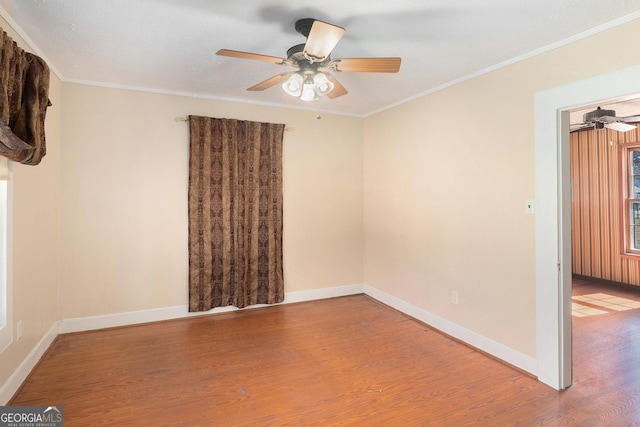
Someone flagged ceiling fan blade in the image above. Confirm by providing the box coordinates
[216,49,285,64]
[247,73,292,91]
[618,115,640,123]
[326,74,347,99]
[597,115,621,123]
[605,122,637,132]
[570,123,594,132]
[304,20,345,60]
[334,57,401,73]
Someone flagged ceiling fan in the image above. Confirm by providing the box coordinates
[216,18,401,101]
[570,106,640,133]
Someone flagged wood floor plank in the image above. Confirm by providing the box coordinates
[9,290,640,426]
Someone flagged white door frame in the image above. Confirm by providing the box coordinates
[534,64,640,390]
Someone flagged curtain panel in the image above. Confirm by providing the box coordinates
[0,28,50,165]
[188,116,285,311]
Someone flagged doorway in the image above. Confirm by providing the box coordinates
[534,63,640,390]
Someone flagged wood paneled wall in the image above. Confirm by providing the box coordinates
[571,124,640,285]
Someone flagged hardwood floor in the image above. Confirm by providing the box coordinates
[9,283,640,426]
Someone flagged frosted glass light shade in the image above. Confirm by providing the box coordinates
[314,73,334,96]
[282,71,334,101]
[282,73,303,97]
[300,83,319,101]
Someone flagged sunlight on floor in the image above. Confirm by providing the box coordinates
[572,293,640,317]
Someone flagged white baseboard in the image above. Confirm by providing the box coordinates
[362,285,539,377]
[59,283,538,376]
[2,282,538,404]
[58,284,365,334]
[283,284,364,303]
[0,322,58,405]
[2,284,365,403]
[58,305,204,334]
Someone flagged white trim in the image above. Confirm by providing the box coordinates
[0,181,9,353]
[365,12,640,118]
[0,322,57,405]
[62,78,363,119]
[2,4,637,120]
[283,284,364,303]
[0,6,63,80]
[58,282,538,376]
[3,284,364,402]
[58,10,640,120]
[58,284,366,334]
[0,169,12,355]
[364,285,539,376]
[3,282,543,404]
[534,64,640,390]
[58,305,197,334]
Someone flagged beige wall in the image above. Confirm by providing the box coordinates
[363,18,640,357]
[59,84,363,319]
[3,8,640,395]
[0,19,62,390]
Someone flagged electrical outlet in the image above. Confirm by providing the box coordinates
[451,291,459,305]
[17,320,23,340]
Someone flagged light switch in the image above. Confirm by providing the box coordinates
[525,199,535,214]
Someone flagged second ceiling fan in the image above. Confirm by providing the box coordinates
[216,18,401,101]
[571,106,640,133]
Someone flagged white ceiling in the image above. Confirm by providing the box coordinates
[1,0,640,117]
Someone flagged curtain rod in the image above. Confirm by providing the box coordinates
[175,116,293,130]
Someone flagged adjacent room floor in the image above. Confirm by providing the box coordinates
[570,276,640,427]
[9,279,640,426]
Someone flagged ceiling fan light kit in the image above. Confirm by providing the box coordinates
[282,70,334,101]
[216,18,401,102]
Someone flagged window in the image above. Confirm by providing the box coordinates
[0,156,11,353]
[621,144,640,256]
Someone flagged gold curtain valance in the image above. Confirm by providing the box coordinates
[0,28,50,165]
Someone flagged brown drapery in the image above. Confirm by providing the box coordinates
[0,28,50,165]
[188,116,285,311]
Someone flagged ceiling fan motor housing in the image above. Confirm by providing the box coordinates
[584,107,615,122]
[286,44,306,60]
[294,18,316,38]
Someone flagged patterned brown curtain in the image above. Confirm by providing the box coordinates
[188,116,285,311]
[0,29,50,165]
